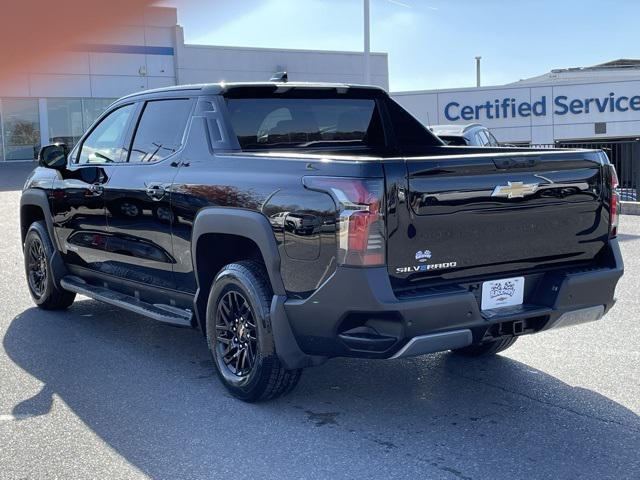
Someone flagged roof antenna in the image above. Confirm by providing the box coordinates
[270,71,288,82]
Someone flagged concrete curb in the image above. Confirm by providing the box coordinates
[621,201,640,216]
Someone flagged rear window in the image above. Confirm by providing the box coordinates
[225,98,385,151]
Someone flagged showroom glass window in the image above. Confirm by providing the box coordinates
[128,99,192,163]
[1,98,40,161]
[46,98,116,152]
[47,99,83,150]
[82,98,116,131]
[77,104,135,164]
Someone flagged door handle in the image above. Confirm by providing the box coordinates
[146,183,166,201]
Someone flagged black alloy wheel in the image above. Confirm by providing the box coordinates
[27,235,48,298]
[215,290,258,377]
[24,221,76,310]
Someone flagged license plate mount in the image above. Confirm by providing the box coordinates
[481,276,525,311]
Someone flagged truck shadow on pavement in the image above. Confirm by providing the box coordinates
[4,301,639,480]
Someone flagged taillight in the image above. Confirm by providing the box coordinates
[304,176,386,266]
[609,164,620,238]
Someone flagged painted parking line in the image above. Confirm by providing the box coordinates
[0,414,35,421]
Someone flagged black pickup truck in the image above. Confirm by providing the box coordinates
[21,82,623,401]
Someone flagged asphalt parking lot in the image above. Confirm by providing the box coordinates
[0,165,638,480]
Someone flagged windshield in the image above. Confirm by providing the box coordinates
[225,98,385,151]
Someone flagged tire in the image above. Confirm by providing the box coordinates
[206,261,302,402]
[451,336,518,357]
[24,221,76,310]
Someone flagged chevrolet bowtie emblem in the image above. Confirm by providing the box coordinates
[491,181,539,199]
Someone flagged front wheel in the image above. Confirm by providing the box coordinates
[24,221,76,310]
[206,261,301,402]
[451,336,518,357]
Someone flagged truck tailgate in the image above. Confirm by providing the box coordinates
[387,150,610,287]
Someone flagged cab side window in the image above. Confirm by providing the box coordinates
[77,104,135,164]
[128,99,192,163]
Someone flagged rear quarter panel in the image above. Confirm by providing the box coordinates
[170,143,384,298]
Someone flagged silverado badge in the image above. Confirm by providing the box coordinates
[491,181,538,199]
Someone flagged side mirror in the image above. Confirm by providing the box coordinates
[38,143,68,170]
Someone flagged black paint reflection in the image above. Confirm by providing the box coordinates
[68,231,175,263]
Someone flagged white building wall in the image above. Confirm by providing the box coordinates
[173,27,389,90]
[0,7,389,100]
[0,5,390,100]
[0,7,178,100]
[508,69,640,86]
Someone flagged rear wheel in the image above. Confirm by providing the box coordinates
[24,221,76,310]
[206,261,301,402]
[452,336,518,357]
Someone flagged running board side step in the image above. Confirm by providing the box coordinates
[60,275,193,327]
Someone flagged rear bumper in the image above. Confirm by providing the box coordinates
[274,240,623,368]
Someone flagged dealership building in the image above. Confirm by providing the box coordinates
[392,59,640,146]
[0,6,388,162]
[2,5,639,162]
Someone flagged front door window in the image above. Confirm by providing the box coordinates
[77,104,135,164]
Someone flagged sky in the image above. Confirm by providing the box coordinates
[165,0,640,92]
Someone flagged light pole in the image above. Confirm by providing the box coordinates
[475,56,482,87]
[364,0,371,85]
